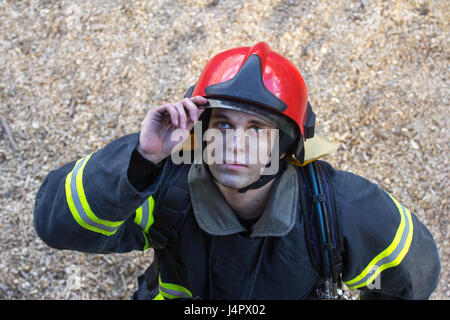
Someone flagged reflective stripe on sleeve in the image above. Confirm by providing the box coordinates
[152,293,165,300]
[134,196,155,250]
[158,276,192,299]
[344,192,414,290]
[65,154,125,236]
[134,196,155,233]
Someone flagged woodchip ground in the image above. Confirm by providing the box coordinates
[0,0,448,299]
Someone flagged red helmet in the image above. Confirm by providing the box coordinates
[189,42,316,163]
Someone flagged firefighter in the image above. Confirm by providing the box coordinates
[34,42,440,300]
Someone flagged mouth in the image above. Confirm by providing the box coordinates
[224,160,248,166]
[222,163,249,170]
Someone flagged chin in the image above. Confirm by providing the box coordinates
[213,174,249,189]
[209,164,257,190]
[219,180,249,190]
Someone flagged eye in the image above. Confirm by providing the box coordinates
[250,125,264,133]
[216,121,232,130]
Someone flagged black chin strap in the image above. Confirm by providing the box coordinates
[237,157,288,193]
[237,172,279,193]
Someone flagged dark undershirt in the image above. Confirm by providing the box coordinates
[236,215,261,236]
[127,147,164,192]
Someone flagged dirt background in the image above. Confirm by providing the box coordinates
[0,0,448,299]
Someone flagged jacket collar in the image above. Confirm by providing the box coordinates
[188,158,299,238]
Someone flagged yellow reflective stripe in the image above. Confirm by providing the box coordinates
[65,159,97,233]
[145,197,155,233]
[159,288,180,300]
[75,154,123,228]
[134,206,143,225]
[134,196,155,232]
[381,195,413,268]
[344,192,413,290]
[65,154,125,236]
[135,197,155,250]
[142,232,150,251]
[153,293,164,300]
[159,276,192,299]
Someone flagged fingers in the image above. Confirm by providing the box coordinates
[163,104,179,127]
[190,95,208,105]
[190,96,208,118]
[152,97,207,129]
[152,103,177,125]
[173,97,208,128]
[173,101,188,129]
[182,98,202,122]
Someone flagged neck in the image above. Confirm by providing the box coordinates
[214,178,276,220]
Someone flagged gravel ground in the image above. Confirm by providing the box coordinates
[0,0,448,299]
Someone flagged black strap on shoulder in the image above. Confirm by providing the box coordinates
[315,162,344,274]
[143,163,192,292]
[147,163,192,250]
[297,160,344,298]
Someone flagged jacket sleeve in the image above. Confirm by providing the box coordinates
[33,132,171,253]
[329,166,441,300]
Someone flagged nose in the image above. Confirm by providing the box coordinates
[224,128,248,163]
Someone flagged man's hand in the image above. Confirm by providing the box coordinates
[137,96,208,164]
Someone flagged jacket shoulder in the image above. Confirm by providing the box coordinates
[317,161,396,219]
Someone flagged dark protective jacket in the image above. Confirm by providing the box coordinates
[33,133,441,299]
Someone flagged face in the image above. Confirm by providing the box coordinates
[205,108,285,190]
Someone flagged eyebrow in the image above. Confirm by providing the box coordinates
[211,112,273,127]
